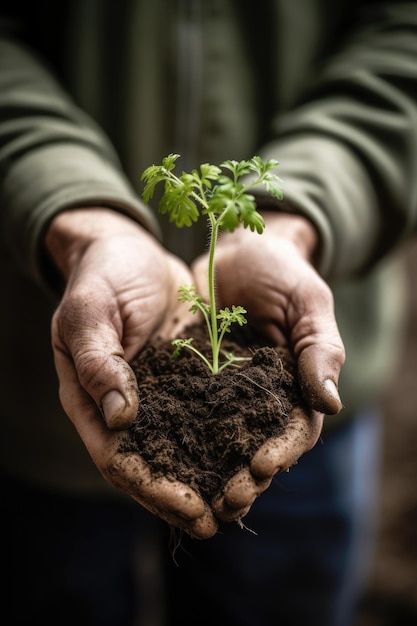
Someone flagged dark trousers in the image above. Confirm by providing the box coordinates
[166,408,381,626]
[2,409,380,626]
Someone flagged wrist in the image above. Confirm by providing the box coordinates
[44,207,146,280]
[261,212,320,264]
[219,211,320,266]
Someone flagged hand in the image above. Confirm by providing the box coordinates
[45,207,217,538]
[56,345,217,538]
[192,211,345,521]
[212,406,323,522]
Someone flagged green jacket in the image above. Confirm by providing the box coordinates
[0,0,416,494]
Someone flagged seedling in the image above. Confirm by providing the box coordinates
[141,154,283,374]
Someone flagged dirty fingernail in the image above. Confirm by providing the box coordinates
[324,379,343,412]
[102,390,126,428]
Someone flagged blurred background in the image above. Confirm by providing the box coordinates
[356,239,417,626]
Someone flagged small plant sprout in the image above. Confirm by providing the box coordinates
[141,154,283,374]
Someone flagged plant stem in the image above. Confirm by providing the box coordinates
[191,179,222,374]
[208,214,220,373]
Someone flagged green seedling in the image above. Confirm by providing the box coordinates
[141,154,283,374]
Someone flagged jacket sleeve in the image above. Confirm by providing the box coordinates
[0,34,161,286]
[257,2,417,280]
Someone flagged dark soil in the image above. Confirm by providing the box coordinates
[120,323,302,502]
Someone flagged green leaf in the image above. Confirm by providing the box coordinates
[240,208,266,234]
[139,153,284,376]
[249,155,279,176]
[220,159,252,180]
[141,168,165,204]
[217,200,241,231]
[199,163,222,187]
[140,154,181,203]
[177,285,210,316]
[159,184,199,227]
[263,175,284,200]
[172,337,193,359]
[217,305,247,334]
[161,153,181,172]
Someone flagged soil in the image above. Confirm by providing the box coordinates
[119,323,302,503]
[115,243,417,626]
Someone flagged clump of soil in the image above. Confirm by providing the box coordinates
[120,323,303,502]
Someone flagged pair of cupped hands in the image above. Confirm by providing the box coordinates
[45,206,345,539]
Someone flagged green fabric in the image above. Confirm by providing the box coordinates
[0,0,415,492]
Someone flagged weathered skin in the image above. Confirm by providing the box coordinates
[46,208,344,539]
[212,406,323,523]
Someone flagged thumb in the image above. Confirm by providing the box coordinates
[297,344,344,415]
[96,355,139,429]
[52,312,139,430]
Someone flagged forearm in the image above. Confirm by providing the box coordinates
[257,2,417,280]
[44,207,161,289]
[0,36,160,288]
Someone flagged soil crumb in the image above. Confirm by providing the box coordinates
[120,324,302,501]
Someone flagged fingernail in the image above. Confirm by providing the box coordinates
[324,379,343,412]
[101,390,126,427]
